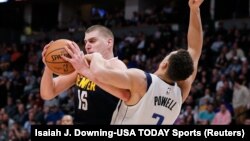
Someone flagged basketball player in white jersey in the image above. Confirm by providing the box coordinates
[63,0,203,124]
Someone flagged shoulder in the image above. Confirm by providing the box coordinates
[127,68,146,76]
[109,57,123,64]
[107,57,127,70]
[128,69,148,88]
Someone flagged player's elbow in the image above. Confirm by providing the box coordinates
[40,91,55,100]
[119,90,131,102]
[40,94,52,100]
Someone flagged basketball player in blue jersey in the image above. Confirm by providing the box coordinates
[40,25,129,124]
[64,0,204,125]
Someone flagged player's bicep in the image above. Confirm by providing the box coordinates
[98,68,133,90]
[188,46,201,66]
[187,47,200,81]
[96,68,144,91]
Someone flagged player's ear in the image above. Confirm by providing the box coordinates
[107,38,113,48]
[162,61,168,69]
[159,61,168,70]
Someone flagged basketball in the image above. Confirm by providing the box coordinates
[45,39,75,75]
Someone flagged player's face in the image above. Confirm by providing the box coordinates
[84,30,108,55]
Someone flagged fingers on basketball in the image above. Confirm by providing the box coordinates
[44,39,75,75]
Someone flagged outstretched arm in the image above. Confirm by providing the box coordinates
[85,53,146,102]
[80,56,131,101]
[86,53,134,90]
[181,0,204,101]
[188,0,203,63]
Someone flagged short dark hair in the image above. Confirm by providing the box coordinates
[167,49,194,81]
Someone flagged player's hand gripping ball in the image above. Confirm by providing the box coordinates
[45,39,75,75]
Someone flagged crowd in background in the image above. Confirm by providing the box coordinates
[0,6,250,141]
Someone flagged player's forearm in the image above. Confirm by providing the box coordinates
[89,53,110,82]
[188,8,203,59]
[84,54,130,100]
[78,58,130,101]
[40,67,57,100]
[85,53,112,84]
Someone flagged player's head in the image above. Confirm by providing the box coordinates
[84,25,114,58]
[61,115,73,125]
[161,49,194,81]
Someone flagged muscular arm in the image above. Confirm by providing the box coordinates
[90,75,131,101]
[98,59,131,101]
[86,53,146,101]
[81,57,131,101]
[40,67,76,100]
[40,41,76,100]
[181,0,203,102]
[87,53,132,89]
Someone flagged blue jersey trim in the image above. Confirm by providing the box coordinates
[145,72,152,91]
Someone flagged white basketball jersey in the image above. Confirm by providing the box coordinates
[111,73,182,125]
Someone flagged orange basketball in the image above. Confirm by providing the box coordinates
[45,39,75,75]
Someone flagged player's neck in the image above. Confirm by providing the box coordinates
[154,71,174,85]
[102,52,114,59]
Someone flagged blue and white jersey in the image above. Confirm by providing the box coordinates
[111,73,182,125]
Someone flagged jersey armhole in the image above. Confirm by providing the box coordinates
[144,72,152,91]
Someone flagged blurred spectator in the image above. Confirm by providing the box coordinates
[225,56,242,75]
[44,103,64,125]
[8,69,26,100]
[23,109,36,134]
[198,88,214,112]
[214,46,229,72]
[2,111,15,130]
[211,103,232,125]
[0,122,8,141]
[210,35,224,54]
[60,115,73,125]
[244,118,250,125]
[232,78,250,124]
[179,105,196,125]
[226,42,245,61]
[13,103,28,127]
[4,96,17,119]
[197,103,215,125]
[221,79,233,104]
